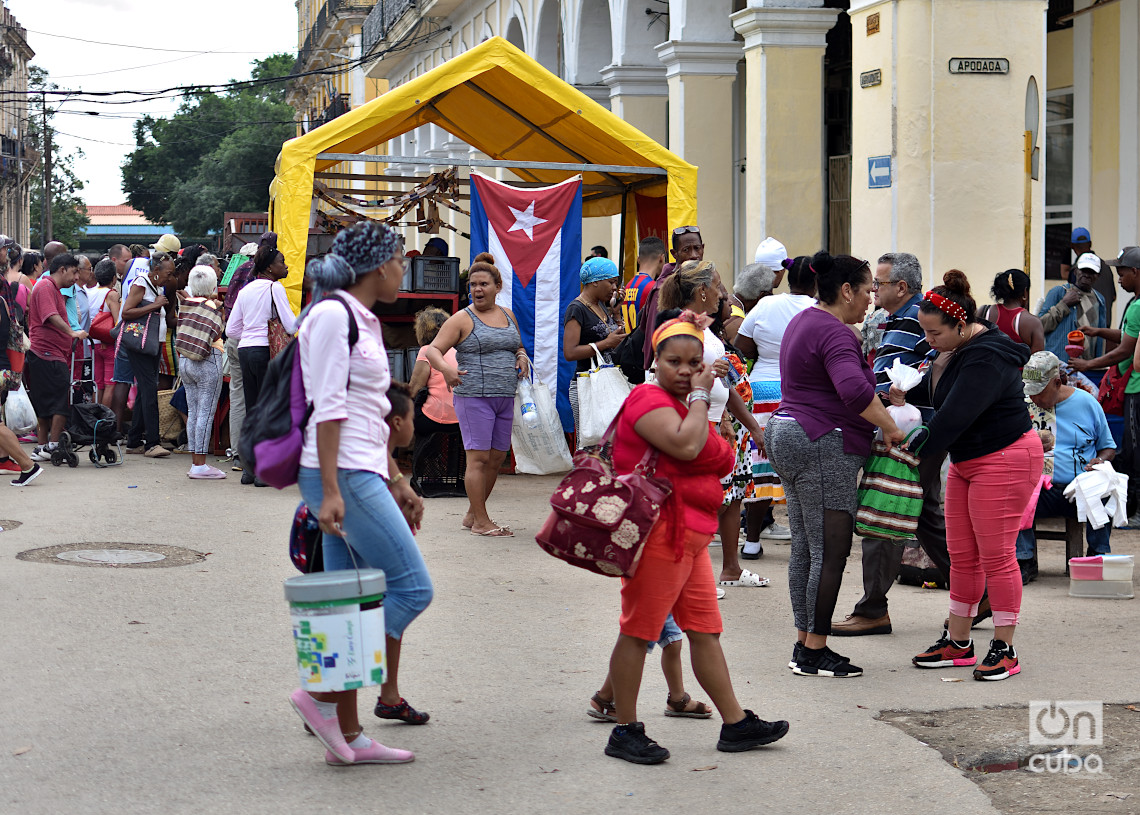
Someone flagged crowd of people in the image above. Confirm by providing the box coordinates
[5,220,1137,771]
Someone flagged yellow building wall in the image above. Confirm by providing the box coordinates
[1090,3,1120,257]
[851,0,1046,301]
[1047,28,1073,89]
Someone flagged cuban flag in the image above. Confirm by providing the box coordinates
[469,172,582,431]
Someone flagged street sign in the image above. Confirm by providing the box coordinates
[948,57,1009,74]
[860,69,882,89]
[868,156,891,188]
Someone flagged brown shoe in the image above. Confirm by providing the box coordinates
[144,446,171,458]
[943,596,992,630]
[830,613,892,636]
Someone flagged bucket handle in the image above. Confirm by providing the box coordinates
[333,522,365,597]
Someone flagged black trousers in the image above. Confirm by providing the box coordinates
[125,350,160,449]
[1123,392,1140,516]
[852,450,951,618]
[238,346,271,413]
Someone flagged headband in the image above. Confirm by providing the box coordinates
[581,256,618,285]
[923,290,967,323]
[652,309,711,351]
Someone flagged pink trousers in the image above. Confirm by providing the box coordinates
[945,431,1043,628]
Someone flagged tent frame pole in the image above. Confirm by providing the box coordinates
[316,153,668,177]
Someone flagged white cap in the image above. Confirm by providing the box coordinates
[239,243,258,256]
[1075,252,1102,273]
[754,237,788,271]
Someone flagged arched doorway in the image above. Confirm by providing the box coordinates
[535,0,564,77]
[574,0,612,85]
[506,14,526,51]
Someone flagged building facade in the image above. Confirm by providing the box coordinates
[0,3,35,246]
[287,0,1139,314]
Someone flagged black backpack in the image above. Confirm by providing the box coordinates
[612,304,649,384]
[238,295,358,487]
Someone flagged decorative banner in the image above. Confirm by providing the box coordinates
[469,172,583,431]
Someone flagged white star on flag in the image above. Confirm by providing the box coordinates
[507,200,548,240]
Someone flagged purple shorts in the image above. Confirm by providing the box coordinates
[453,395,515,451]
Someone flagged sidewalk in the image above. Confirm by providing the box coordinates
[0,458,1134,814]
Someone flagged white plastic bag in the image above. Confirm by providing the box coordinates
[1063,462,1129,529]
[576,343,632,448]
[881,358,924,437]
[2,385,36,435]
[510,362,573,475]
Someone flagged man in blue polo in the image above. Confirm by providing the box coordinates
[833,252,952,636]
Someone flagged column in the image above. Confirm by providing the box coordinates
[655,40,742,274]
[731,5,839,260]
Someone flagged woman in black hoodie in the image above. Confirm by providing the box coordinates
[890,271,1043,682]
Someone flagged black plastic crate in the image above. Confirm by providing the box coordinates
[387,349,407,382]
[399,261,413,292]
[404,346,421,378]
[413,256,460,293]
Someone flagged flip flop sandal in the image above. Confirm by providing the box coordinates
[374,697,431,725]
[472,526,514,537]
[587,692,617,722]
[663,692,714,719]
[718,569,771,588]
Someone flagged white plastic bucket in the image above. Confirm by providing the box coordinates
[284,569,387,692]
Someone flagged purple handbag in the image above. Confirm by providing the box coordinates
[535,405,672,577]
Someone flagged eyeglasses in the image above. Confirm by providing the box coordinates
[672,225,701,237]
[871,278,894,291]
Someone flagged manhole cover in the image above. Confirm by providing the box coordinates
[0,519,23,531]
[16,542,206,568]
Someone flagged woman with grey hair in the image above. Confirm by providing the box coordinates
[194,253,222,283]
[174,266,226,479]
[289,220,430,767]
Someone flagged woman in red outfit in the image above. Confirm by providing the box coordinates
[602,309,789,765]
[980,269,1045,352]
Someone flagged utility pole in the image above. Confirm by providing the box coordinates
[42,91,52,245]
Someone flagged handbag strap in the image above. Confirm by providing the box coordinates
[596,395,663,477]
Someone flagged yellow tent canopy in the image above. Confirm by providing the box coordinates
[270,36,697,311]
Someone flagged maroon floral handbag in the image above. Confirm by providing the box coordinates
[267,297,292,359]
[535,405,672,577]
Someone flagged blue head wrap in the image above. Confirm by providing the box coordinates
[580,256,618,285]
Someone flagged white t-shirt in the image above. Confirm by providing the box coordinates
[704,328,729,422]
[739,293,816,381]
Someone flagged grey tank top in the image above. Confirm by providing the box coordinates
[453,306,521,398]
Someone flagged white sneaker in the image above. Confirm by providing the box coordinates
[759,522,792,541]
[30,446,54,462]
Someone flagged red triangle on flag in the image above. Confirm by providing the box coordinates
[470,173,581,288]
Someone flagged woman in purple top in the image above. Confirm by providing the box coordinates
[764,252,905,679]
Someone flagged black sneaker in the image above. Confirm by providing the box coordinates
[793,645,863,677]
[1018,559,1038,585]
[241,471,256,485]
[604,722,670,764]
[10,464,42,487]
[717,710,790,752]
[788,641,804,670]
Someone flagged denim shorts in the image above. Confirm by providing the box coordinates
[646,614,683,653]
[298,467,434,640]
[111,350,134,385]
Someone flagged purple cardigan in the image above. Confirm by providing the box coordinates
[777,307,877,457]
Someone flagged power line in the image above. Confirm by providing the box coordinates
[48,51,219,80]
[18,27,337,55]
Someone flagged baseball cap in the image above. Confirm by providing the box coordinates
[754,237,788,271]
[150,234,181,254]
[1071,227,1092,244]
[1022,351,1061,396]
[426,236,448,254]
[1074,252,1102,273]
[1107,246,1140,268]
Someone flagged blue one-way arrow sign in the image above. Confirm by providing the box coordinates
[868,155,892,188]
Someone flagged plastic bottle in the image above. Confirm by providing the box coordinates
[720,356,741,389]
[518,378,540,430]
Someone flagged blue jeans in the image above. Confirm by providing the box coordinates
[298,467,434,639]
[646,614,683,653]
[1016,480,1111,559]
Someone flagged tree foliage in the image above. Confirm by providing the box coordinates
[122,54,296,236]
[28,65,90,249]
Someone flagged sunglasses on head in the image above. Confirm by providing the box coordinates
[672,225,701,237]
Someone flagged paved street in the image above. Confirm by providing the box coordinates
[1,455,1136,814]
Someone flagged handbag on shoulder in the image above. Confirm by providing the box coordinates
[535,404,672,577]
[267,294,292,359]
[1097,363,1132,416]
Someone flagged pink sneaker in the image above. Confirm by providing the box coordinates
[188,466,227,480]
[325,740,415,766]
[289,689,353,763]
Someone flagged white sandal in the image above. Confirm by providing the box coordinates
[718,569,771,588]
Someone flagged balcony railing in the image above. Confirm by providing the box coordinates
[363,0,417,56]
[296,0,377,71]
[306,93,352,133]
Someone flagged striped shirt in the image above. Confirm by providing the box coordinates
[873,294,934,419]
